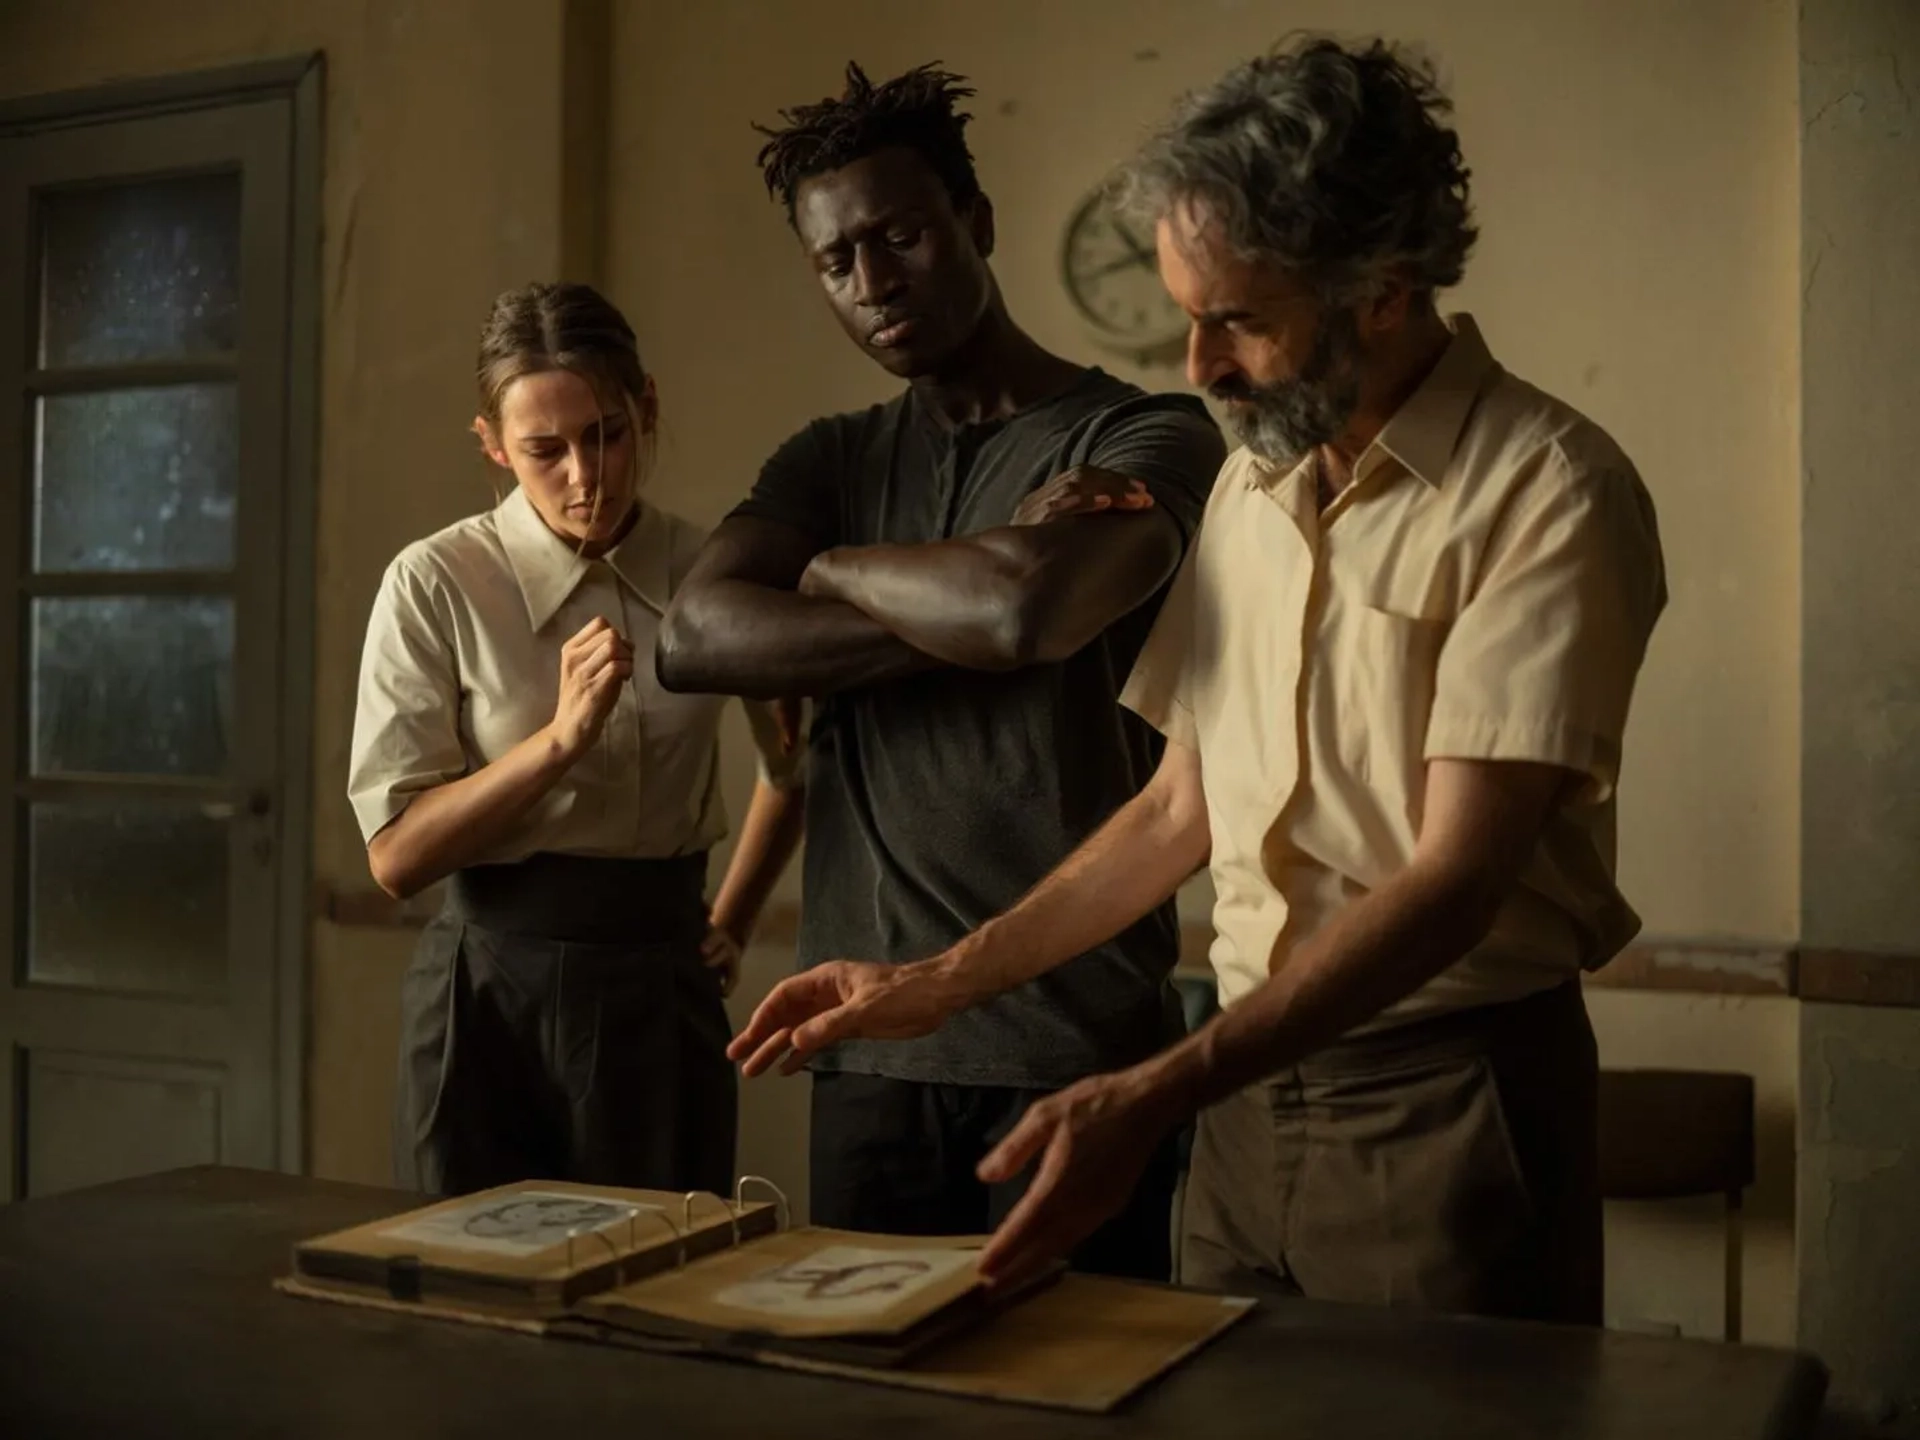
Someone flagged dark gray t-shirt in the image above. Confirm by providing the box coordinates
[733,369,1225,1088]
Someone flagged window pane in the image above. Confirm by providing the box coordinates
[38,171,241,367]
[35,384,238,572]
[26,801,228,997]
[31,597,233,777]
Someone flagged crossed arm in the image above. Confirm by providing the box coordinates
[654,471,1181,700]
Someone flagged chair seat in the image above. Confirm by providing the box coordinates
[1597,1068,1756,1200]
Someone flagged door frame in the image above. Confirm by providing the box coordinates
[0,55,322,1177]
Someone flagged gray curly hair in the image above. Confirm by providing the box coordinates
[1119,35,1476,305]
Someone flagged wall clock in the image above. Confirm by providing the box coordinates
[1059,180,1189,365]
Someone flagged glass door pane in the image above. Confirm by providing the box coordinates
[26,800,230,996]
[28,595,233,777]
[37,170,241,366]
[35,382,239,571]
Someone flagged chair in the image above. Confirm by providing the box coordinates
[1596,1068,1757,1341]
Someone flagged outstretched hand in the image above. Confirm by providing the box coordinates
[973,1068,1180,1289]
[727,959,967,1078]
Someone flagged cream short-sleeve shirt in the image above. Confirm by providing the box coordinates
[1122,314,1667,1021]
[348,487,801,863]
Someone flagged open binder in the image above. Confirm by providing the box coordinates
[277,1177,1255,1413]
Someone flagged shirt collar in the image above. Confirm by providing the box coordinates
[496,486,675,631]
[1246,311,1499,499]
[1364,312,1499,489]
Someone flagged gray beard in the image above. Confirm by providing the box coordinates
[1216,312,1362,468]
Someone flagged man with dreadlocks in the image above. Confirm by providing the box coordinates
[657,62,1225,1280]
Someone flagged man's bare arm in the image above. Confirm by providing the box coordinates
[801,494,1185,672]
[655,516,939,699]
[935,737,1208,996]
[972,757,1577,1284]
[656,469,1180,697]
[727,740,1209,1076]
[1152,758,1574,1112]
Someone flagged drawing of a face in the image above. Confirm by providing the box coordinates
[778,1259,933,1301]
[463,1197,625,1240]
[714,1245,974,1320]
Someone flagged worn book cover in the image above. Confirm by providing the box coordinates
[578,1227,1058,1366]
[288,1179,778,1312]
[278,1183,1254,1413]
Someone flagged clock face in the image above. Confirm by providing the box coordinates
[1060,187,1189,351]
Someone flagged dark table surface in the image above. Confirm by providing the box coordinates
[0,1166,1828,1439]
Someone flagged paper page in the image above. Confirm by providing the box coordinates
[713,1245,977,1320]
[380,1189,664,1258]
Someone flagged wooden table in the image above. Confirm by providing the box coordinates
[0,1167,1828,1439]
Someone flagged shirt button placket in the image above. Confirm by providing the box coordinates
[615,576,644,851]
[1258,475,1323,956]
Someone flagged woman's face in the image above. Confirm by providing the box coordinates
[478,367,653,552]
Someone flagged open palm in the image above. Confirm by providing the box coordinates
[727,960,960,1077]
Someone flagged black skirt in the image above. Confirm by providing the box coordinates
[392,850,736,1197]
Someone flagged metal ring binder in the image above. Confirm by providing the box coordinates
[683,1190,740,1249]
[733,1174,791,1233]
[624,1203,682,1261]
[650,1205,689,1268]
[564,1219,622,1271]
[536,1180,788,1277]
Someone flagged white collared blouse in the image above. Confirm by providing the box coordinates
[348,486,800,863]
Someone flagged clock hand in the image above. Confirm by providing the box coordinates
[1110,218,1157,267]
[1084,250,1156,280]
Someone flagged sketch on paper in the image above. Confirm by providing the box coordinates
[381,1190,664,1258]
[714,1245,976,1320]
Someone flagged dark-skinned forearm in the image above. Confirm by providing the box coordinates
[655,579,938,699]
[810,518,1179,672]
[803,537,1031,671]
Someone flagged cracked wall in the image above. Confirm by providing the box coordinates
[1799,0,1920,1426]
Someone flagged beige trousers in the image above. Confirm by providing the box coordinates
[1180,982,1602,1324]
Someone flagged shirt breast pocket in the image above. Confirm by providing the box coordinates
[1332,599,1452,793]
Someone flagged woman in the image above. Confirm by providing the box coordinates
[348,282,804,1197]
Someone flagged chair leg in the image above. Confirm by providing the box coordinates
[1723,1188,1744,1343]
